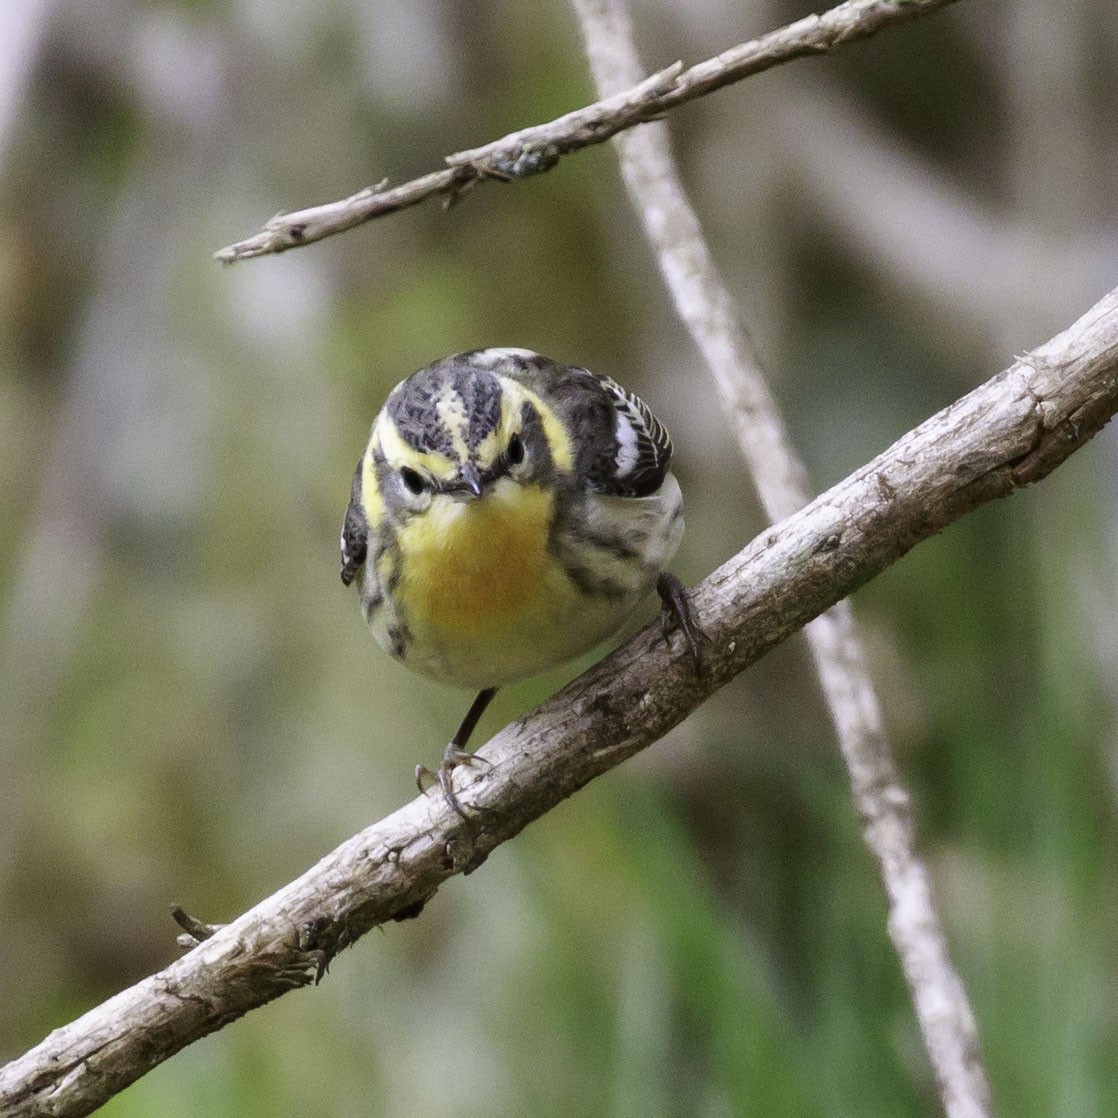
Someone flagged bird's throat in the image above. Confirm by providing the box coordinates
[397,483,555,635]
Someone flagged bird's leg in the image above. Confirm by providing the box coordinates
[656,572,705,676]
[416,687,498,820]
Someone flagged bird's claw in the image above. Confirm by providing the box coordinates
[416,744,493,822]
[656,572,706,677]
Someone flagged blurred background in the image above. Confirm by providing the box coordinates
[2,0,1117,1114]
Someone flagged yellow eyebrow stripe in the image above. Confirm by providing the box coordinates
[374,413,457,482]
[496,378,573,475]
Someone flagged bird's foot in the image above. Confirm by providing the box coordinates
[416,742,493,822]
[656,572,706,677]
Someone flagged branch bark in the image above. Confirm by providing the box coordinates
[213,0,960,262]
[570,2,990,1115]
[3,287,1117,1118]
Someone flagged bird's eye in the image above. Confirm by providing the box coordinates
[400,467,427,495]
[506,433,524,466]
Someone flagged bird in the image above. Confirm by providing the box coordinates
[339,347,700,817]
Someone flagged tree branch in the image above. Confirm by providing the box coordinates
[570,2,991,1114]
[213,0,960,263]
[3,286,1116,1118]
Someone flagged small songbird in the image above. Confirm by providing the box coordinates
[340,347,699,815]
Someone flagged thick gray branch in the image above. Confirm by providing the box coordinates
[214,0,960,262]
[2,288,1116,1118]
[571,1,990,1114]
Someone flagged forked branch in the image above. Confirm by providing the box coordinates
[571,0,988,1112]
[214,0,961,262]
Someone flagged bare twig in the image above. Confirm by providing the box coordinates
[571,2,989,1115]
[3,286,1117,1118]
[214,0,960,262]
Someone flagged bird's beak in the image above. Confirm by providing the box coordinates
[456,463,484,498]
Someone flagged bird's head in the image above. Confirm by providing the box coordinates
[369,355,570,518]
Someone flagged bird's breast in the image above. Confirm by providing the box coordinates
[396,481,556,635]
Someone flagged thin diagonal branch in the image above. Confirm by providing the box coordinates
[570,2,989,1115]
[214,0,960,262]
[3,286,1117,1118]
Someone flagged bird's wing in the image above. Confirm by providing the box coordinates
[339,459,368,585]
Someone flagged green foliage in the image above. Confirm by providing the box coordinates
[3,1,1117,1115]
